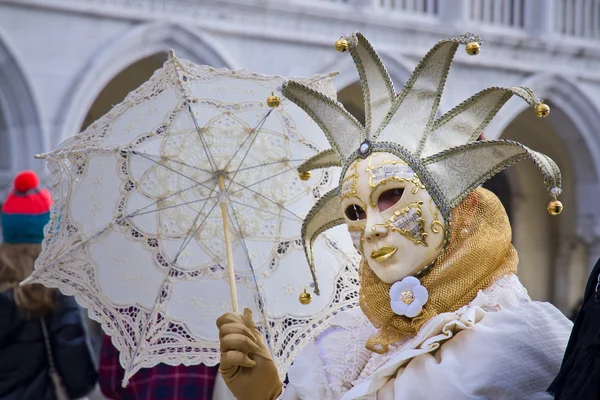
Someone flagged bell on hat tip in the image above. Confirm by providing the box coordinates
[535,103,550,118]
[267,92,280,108]
[298,171,311,181]
[547,200,563,216]
[334,38,349,53]
[465,41,480,56]
[299,289,312,305]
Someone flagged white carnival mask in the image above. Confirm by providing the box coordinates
[341,152,445,284]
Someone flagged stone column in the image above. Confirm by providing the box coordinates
[437,0,469,23]
[523,0,553,35]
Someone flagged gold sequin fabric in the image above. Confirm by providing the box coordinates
[359,187,518,353]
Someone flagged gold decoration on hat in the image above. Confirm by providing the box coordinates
[535,102,550,118]
[465,41,480,55]
[299,289,312,305]
[298,171,311,181]
[266,92,280,108]
[335,38,349,52]
[547,200,563,215]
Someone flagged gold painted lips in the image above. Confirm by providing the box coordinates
[370,246,398,263]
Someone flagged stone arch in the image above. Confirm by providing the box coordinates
[0,27,45,190]
[55,22,235,145]
[483,74,600,311]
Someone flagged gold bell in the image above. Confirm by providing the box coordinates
[335,38,349,53]
[465,41,480,56]
[298,171,311,181]
[547,200,563,216]
[267,92,280,108]
[299,289,312,305]
[535,103,550,118]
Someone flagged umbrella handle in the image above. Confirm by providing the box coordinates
[218,175,239,313]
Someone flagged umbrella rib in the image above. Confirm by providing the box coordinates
[225,110,272,192]
[133,151,214,191]
[187,103,219,173]
[130,150,213,174]
[225,204,275,354]
[123,173,215,219]
[236,158,306,172]
[222,109,271,173]
[230,165,300,195]
[227,180,303,220]
[173,189,219,264]
[130,196,216,218]
[229,200,302,222]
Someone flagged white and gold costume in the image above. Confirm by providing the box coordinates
[216,32,572,400]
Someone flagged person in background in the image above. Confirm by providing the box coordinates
[99,334,220,399]
[0,170,98,399]
[568,298,583,322]
[549,257,600,399]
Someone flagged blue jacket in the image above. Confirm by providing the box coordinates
[0,291,98,399]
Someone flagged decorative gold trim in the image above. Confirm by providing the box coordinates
[365,155,422,206]
[341,162,368,210]
[385,201,428,247]
[428,198,445,250]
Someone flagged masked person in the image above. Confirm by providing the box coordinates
[215,32,572,400]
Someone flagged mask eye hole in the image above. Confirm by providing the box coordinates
[344,204,366,221]
[378,188,404,211]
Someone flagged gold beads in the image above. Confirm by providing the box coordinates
[547,200,563,215]
[535,103,550,118]
[298,171,311,181]
[335,38,349,53]
[267,92,280,108]
[465,42,480,56]
[299,289,312,305]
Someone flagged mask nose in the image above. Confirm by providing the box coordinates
[365,216,389,242]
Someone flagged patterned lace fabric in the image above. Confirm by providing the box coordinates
[28,56,360,382]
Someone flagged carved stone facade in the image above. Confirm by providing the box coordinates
[2,0,600,312]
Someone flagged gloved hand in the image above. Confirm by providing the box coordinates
[217,308,283,400]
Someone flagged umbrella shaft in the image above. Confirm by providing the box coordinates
[218,175,239,313]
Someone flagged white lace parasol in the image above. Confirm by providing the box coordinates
[24,52,359,384]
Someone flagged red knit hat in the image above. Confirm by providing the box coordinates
[1,171,52,243]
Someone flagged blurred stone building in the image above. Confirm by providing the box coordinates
[1,0,600,318]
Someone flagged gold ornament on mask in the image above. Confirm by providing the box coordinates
[535,102,550,118]
[266,92,280,108]
[429,198,446,250]
[341,162,367,210]
[299,289,312,305]
[366,156,423,206]
[335,38,349,52]
[547,200,563,215]
[386,201,428,247]
[298,171,311,181]
[466,41,480,55]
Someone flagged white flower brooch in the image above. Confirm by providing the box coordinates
[390,276,428,318]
